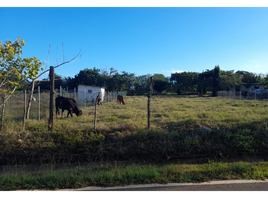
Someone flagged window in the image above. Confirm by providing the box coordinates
[88,90,92,93]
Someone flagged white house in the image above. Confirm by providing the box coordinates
[77,85,105,103]
[240,83,264,93]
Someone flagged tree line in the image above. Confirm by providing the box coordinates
[1,37,268,101]
[36,66,268,96]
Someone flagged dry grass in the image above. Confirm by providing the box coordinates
[1,95,268,166]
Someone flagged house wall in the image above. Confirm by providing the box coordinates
[240,85,264,93]
[77,85,105,102]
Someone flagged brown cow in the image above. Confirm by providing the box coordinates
[117,95,126,105]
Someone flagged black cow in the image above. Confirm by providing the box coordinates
[55,96,82,118]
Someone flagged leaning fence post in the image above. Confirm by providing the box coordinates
[1,93,6,130]
[48,66,55,130]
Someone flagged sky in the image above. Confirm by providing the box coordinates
[1,1,268,80]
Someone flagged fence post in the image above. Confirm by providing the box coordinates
[84,89,86,108]
[48,66,55,130]
[74,87,76,100]
[94,92,100,132]
[59,86,62,116]
[38,86,40,121]
[22,90,27,131]
[1,93,6,130]
[147,77,153,129]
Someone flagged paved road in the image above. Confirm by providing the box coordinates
[75,180,268,192]
[69,179,268,191]
[87,183,268,192]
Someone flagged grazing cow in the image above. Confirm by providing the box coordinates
[55,96,82,118]
[97,96,102,105]
[117,95,126,105]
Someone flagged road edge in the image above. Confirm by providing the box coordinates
[59,179,268,191]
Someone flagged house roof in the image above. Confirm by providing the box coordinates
[78,84,106,89]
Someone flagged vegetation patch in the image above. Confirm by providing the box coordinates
[1,161,268,190]
[1,96,268,166]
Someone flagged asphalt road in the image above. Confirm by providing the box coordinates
[76,180,268,192]
[70,179,268,191]
[106,182,268,191]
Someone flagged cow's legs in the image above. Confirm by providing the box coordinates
[67,109,73,117]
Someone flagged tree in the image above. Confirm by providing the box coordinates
[236,71,260,84]
[36,73,64,90]
[212,65,220,97]
[219,70,242,91]
[73,67,103,87]
[133,74,152,95]
[153,74,168,94]
[170,72,199,94]
[0,37,43,107]
[25,47,82,119]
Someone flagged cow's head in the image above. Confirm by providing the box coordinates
[122,100,126,105]
[74,108,82,116]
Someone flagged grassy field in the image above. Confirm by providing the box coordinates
[1,95,268,165]
[1,95,268,190]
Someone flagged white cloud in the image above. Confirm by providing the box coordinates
[256,65,260,67]
[162,69,187,74]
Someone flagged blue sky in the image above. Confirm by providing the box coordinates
[1,3,268,79]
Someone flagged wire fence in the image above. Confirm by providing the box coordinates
[217,90,268,101]
[1,87,126,122]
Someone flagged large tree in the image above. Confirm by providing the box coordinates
[153,74,168,94]
[170,72,199,94]
[212,65,220,97]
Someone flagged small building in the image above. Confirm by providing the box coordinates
[77,85,105,103]
[240,83,264,93]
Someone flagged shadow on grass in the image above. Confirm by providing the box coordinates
[1,118,268,169]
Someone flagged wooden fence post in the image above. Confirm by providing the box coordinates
[38,86,40,121]
[74,87,76,100]
[48,66,55,130]
[22,90,27,131]
[1,93,6,130]
[59,86,62,116]
[94,92,100,132]
[147,77,153,129]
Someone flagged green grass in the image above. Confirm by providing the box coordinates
[1,161,268,190]
[1,95,268,165]
[2,94,268,190]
